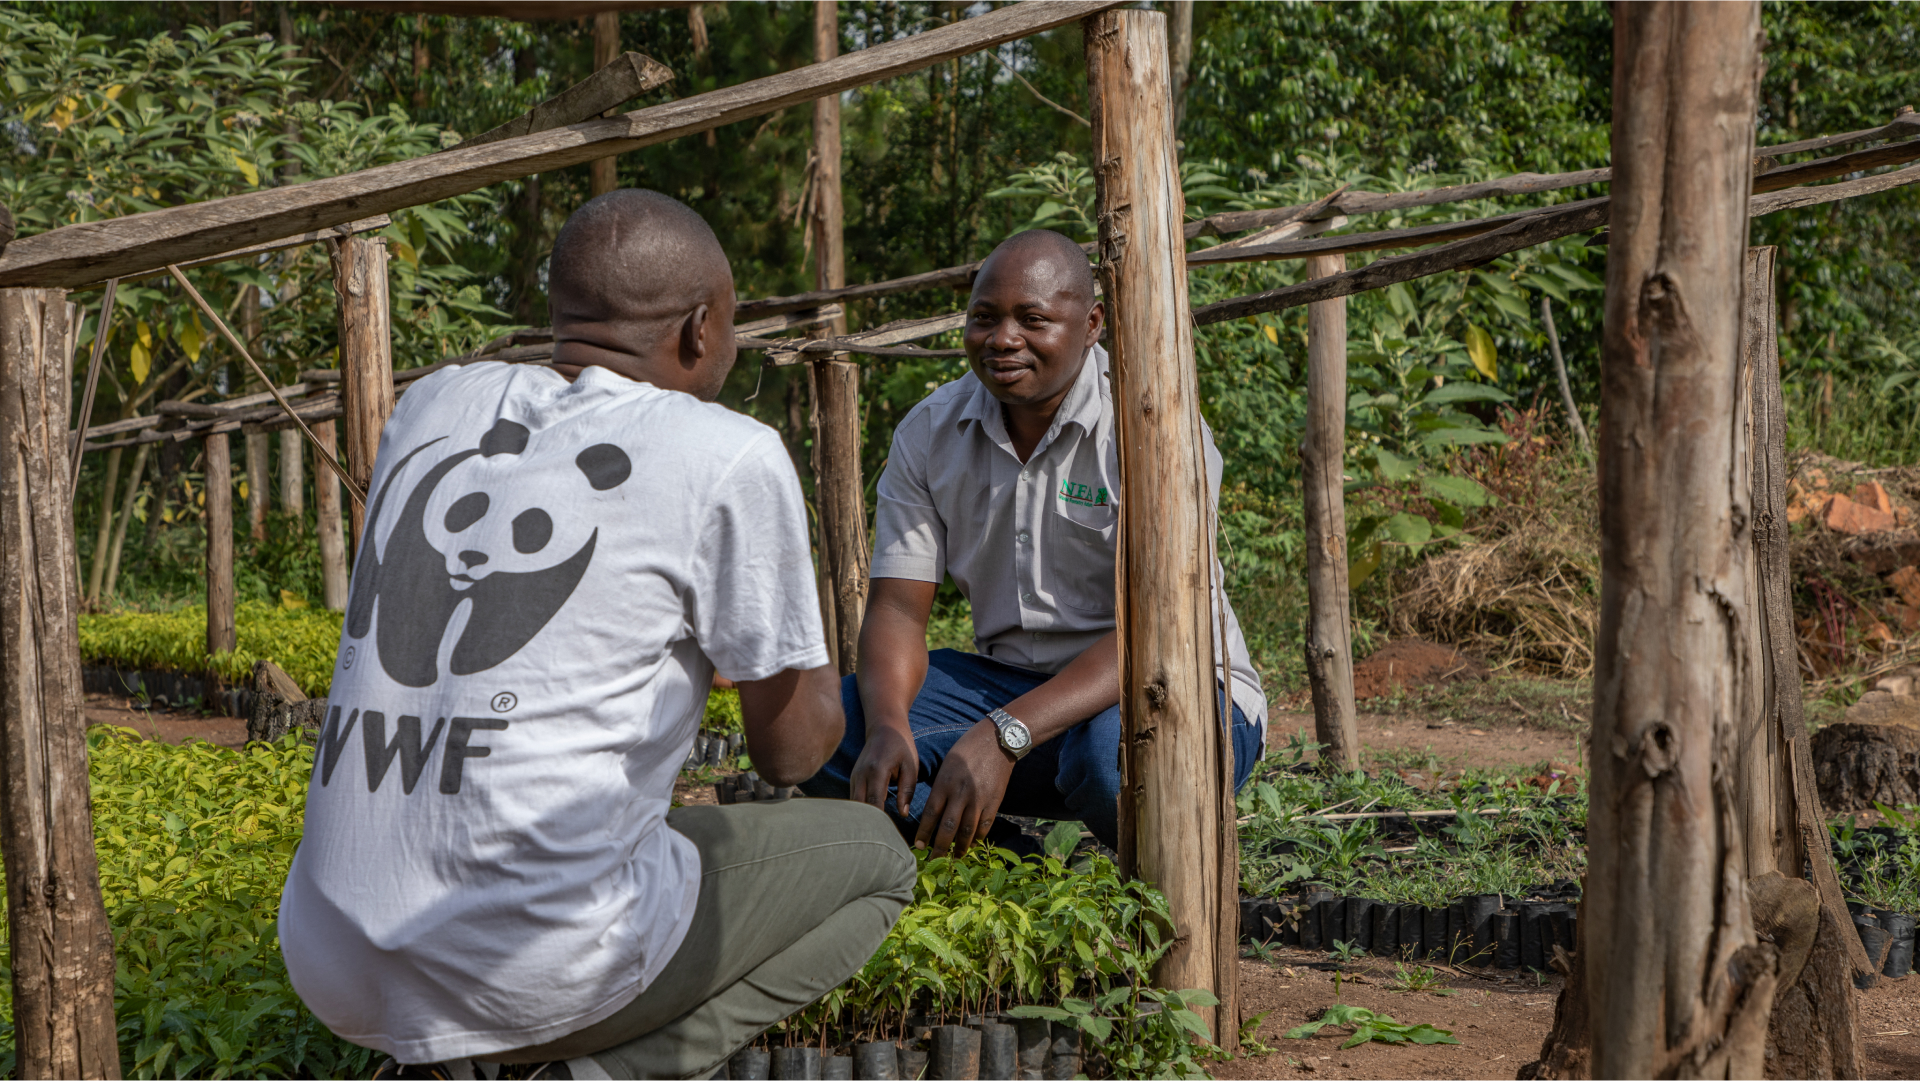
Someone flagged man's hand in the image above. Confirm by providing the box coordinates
[914,720,1015,856]
[848,721,920,819]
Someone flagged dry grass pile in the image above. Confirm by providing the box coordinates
[1391,408,1601,678]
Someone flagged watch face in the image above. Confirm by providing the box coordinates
[1003,722,1032,751]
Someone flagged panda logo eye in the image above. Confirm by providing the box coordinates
[444,492,490,533]
[576,444,632,491]
[513,508,554,554]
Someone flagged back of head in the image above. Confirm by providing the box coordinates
[548,189,733,331]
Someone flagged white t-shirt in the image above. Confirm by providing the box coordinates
[279,362,829,1064]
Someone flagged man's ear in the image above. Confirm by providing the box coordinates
[680,303,711,363]
[1087,300,1106,345]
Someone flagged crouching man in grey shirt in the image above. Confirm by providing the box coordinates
[800,229,1266,856]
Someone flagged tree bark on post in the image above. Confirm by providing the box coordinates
[590,11,621,198]
[278,427,304,517]
[0,287,121,1079]
[1302,252,1359,774]
[1086,8,1238,1046]
[1740,245,1868,1076]
[313,419,350,610]
[810,0,868,675]
[332,235,393,551]
[205,432,237,661]
[1584,5,1775,1077]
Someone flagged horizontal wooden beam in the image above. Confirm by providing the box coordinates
[0,1,1118,289]
[72,216,390,291]
[453,51,674,150]
[734,116,1920,319]
[338,1,692,19]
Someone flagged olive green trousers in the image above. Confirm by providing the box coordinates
[492,799,914,1080]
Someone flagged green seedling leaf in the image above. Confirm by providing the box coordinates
[1420,426,1511,449]
[1423,382,1513,407]
[1041,819,1082,861]
[1421,473,1492,507]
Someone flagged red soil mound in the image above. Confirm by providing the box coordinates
[1351,639,1488,700]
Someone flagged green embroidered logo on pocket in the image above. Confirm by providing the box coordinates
[1058,480,1109,507]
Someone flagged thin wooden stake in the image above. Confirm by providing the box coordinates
[67,277,115,499]
[1540,298,1591,459]
[331,236,392,547]
[810,0,868,674]
[1302,253,1360,774]
[163,264,365,507]
[205,432,236,659]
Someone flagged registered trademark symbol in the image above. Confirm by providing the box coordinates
[491,692,518,713]
[342,645,355,670]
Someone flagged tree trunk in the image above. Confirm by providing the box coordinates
[103,441,151,600]
[1301,252,1359,774]
[590,11,621,197]
[278,427,304,517]
[1584,6,1773,1077]
[810,0,867,675]
[0,287,121,1079]
[313,419,349,610]
[1085,8,1238,1047]
[205,432,236,661]
[332,235,393,552]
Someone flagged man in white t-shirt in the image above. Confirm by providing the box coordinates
[279,190,914,1081]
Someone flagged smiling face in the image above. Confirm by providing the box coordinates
[963,233,1104,411]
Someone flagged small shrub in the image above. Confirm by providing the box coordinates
[80,602,345,697]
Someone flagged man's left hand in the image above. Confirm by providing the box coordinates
[914,720,1015,857]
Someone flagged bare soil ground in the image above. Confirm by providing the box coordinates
[85,691,247,748]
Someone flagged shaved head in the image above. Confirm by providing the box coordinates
[973,229,1096,311]
[547,189,738,400]
[549,189,732,327]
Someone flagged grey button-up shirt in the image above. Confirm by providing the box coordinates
[871,344,1268,726]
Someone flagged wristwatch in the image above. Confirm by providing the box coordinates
[988,707,1033,760]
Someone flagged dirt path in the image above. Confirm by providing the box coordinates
[85,691,247,748]
[1220,946,1919,1080]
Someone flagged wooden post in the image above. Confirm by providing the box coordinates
[590,11,621,197]
[278,427,305,517]
[1167,0,1193,131]
[245,430,270,540]
[313,419,350,610]
[1086,8,1237,1045]
[1302,253,1359,773]
[102,441,150,601]
[1585,5,1772,1076]
[810,0,868,675]
[332,235,393,550]
[83,444,122,604]
[1740,245,1869,1075]
[0,287,120,1078]
[205,432,236,659]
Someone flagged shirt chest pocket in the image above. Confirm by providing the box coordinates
[1046,501,1117,614]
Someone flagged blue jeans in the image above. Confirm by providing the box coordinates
[799,649,1263,852]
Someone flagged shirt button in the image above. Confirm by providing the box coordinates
[1016,531,1031,544]
[1020,468,1032,481]
[1022,591,1037,603]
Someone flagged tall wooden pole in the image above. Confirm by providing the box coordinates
[278,427,305,517]
[243,285,268,540]
[332,235,393,550]
[1586,5,1774,1076]
[1301,252,1359,773]
[810,0,867,675]
[313,419,350,610]
[0,287,120,1079]
[204,432,236,660]
[590,11,621,197]
[1086,8,1237,1044]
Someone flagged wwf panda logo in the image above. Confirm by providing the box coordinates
[344,417,632,688]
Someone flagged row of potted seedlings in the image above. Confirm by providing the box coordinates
[1240,882,1583,971]
[1242,883,1916,982]
[716,1014,1085,1080]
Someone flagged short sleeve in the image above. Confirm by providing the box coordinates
[869,413,947,583]
[688,432,831,683]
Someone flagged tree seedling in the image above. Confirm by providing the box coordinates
[1285,1005,1460,1049]
[1386,963,1456,995]
[1326,939,1366,968]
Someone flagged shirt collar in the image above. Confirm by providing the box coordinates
[958,342,1109,451]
